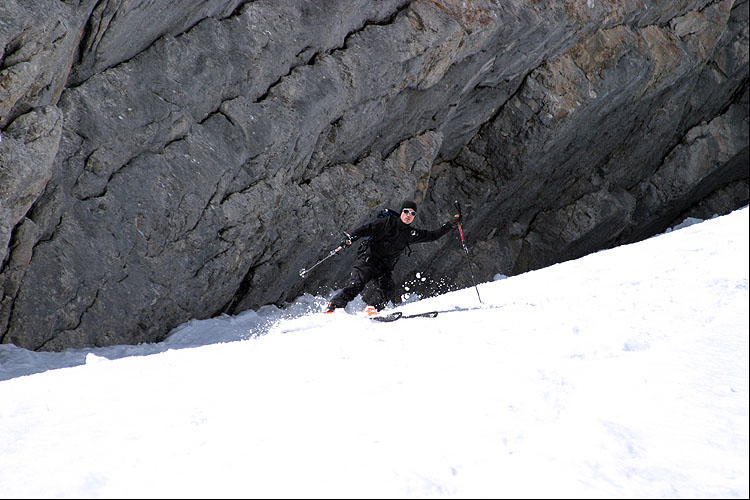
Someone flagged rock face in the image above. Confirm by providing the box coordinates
[1,0,747,351]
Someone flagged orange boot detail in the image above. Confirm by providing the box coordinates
[362,305,378,316]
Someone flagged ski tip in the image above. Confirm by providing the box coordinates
[370,311,439,321]
[371,312,402,322]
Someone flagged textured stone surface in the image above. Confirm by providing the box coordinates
[1,0,747,350]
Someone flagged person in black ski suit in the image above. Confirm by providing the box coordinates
[326,200,459,313]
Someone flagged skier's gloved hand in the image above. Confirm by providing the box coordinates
[450,213,461,225]
[340,232,354,248]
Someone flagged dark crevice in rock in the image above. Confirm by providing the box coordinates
[218,160,265,204]
[229,0,256,19]
[37,335,58,351]
[721,77,749,115]
[77,188,108,202]
[203,2,411,123]
[68,0,117,88]
[70,0,257,88]
[32,210,64,245]
[339,1,413,50]
[708,59,730,80]
[220,254,272,315]
[0,296,17,344]
[163,134,188,149]
[73,156,130,202]
[71,286,100,332]
[0,34,26,70]
[295,45,313,59]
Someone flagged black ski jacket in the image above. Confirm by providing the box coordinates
[350,217,452,271]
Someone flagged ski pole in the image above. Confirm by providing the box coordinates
[299,233,351,278]
[299,246,343,278]
[454,200,483,304]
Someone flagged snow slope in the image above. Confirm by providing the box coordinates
[0,207,747,498]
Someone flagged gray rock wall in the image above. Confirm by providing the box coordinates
[1,0,747,351]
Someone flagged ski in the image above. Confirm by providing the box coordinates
[370,303,510,322]
[429,304,508,314]
[325,304,509,321]
[370,311,439,322]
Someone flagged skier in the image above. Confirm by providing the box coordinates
[326,200,460,315]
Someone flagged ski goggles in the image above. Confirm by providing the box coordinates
[402,209,417,216]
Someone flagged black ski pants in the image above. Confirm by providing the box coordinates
[330,258,395,311]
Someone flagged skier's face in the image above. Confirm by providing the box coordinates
[400,208,416,224]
